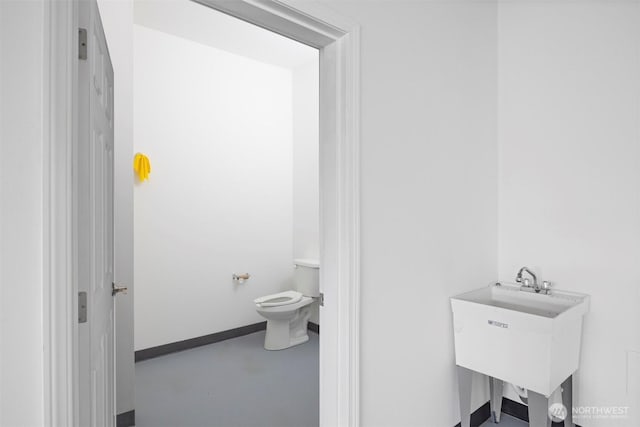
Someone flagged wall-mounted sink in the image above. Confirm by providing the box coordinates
[451,282,590,396]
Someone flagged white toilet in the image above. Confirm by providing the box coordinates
[254,259,319,350]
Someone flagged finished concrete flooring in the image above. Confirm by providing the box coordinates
[136,330,531,427]
[135,330,319,427]
[480,414,527,426]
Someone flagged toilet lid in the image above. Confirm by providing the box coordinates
[254,290,303,307]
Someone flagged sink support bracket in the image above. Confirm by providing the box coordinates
[456,365,473,427]
[490,377,504,423]
[528,390,551,427]
[456,368,574,427]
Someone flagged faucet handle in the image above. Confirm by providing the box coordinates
[542,281,553,293]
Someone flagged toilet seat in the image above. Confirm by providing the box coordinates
[254,290,303,307]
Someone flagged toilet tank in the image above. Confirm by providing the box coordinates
[293,259,319,297]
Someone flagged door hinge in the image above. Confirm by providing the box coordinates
[79,28,87,60]
[78,291,87,323]
[318,292,324,306]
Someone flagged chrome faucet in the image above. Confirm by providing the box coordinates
[516,266,539,292]
[515,267,553,294]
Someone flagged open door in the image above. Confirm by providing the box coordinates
[77,0,117,425]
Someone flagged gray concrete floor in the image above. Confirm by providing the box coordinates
[135,330,319,427]
[480,414,528,426]
[136,332,529,427]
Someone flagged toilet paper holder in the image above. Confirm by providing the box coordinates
[232,273,251,283]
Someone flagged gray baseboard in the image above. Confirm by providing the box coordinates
[454,401,490,427]
[308,321,319,334]
[502,397,529,422]
[502,397,581,427]
[135,322,267,362]
[453,398,581,427]
[116,410,135,427]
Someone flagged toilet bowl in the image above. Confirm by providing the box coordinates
[254,259,320,350]
[255,291,313,350]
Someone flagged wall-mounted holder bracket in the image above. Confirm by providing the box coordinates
[232,273,250,283]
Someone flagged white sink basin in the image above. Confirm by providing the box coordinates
[451,282,590,396]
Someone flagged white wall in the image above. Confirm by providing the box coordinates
[498,2,640,426]
[96,0,136,417]
[316,1,499,425]
[134,0,317,70]
[134,25,296,350]
[292,59,320,263]
[0,1,45,425]
[292,58,320,324]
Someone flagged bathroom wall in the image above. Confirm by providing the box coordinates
[133,24,296,350]
[308,1,499,425]
[292,59,320,264]
[292,58,320,323]
[497,2,640,426]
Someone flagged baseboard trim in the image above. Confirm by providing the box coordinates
[502,397,581,427]
[135,321,267,362]
[116,410,135,427]
[502,397,529,422]
[308,321,319,334]
[453,401,490,427]
[452,398,581,427]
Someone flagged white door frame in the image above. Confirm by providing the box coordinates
[45,1,360,426]
[43,0,78,425]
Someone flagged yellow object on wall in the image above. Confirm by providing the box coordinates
[134,153,151,181]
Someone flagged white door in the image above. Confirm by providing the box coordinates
[77,0,116,425]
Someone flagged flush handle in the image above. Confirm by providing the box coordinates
[112,282,128,296]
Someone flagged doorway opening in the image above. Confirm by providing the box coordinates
[132,2,320,425]
[47,1,359,425]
